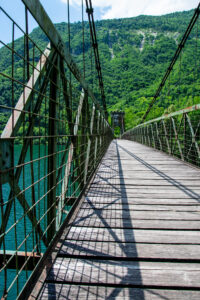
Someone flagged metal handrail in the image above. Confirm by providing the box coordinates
[123,105,200,167]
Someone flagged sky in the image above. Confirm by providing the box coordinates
[0,0,199,45]
[67,0,199,19]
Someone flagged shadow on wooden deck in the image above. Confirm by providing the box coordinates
[35,140,200,299]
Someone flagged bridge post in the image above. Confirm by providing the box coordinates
[171,117,184,160]
[94,112,100,162]
[73,90,92,197]
[162,120,171,154]
[100,115,104,148]
[79,91,88,188]
[147,125,151,146]
[156,122,162,151]
[183,113,187,159]
[47,52,59,243]
[84,104,95,184]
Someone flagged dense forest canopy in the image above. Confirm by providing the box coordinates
[0,9,200,133]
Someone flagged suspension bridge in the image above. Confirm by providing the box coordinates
[0,0,200,299]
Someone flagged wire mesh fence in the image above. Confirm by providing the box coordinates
[0,1,113,298]
[123,105,200,167]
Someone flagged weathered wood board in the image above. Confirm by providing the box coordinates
[77,209,200,220]
[47,258,200,288]
[58,240,200,259]
[66,227,200,243]
[71,218,200,230]
[38,284,200,300]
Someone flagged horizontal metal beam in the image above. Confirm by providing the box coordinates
[0,250,41,270]
[124,104,200,134]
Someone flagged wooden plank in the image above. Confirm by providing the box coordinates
[97,159,199,164]
[80,203,200,211]
[89,187,200,197]
[87,190,199,199]
[98,159,199,166]
[98,166,197,171]
[101,157,184,161]
[47,258,200,287]
[66,227,200,244]
[99,162,187,167]
[102,160,185,163]
[38,284,200,300]
[98,158,199,165]
[58,240,200,260]
[84,196,200,205]
[94,175,200,180]
[93,167,200,175]
[118,159,187,164]
[77,209,200,220]
[92,179,200,186]
[88,186,200,193]
[96,171,200,177]
[71,217,200,230]
[106,165,199,169]
[110,164,190,169]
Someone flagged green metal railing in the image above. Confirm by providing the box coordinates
[122,105,200,167]
[0,1,113,298]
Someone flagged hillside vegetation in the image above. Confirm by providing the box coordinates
[0,9,200,132]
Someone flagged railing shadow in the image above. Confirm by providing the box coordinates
[105,140,144,299]
[54,140,145,299]
[118,143,200,203]
[44,139,200,298]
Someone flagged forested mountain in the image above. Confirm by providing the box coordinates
[0,9,200,132]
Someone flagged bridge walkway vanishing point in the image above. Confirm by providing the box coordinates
[26,139,200,299]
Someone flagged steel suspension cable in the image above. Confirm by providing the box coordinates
[82,0,85,78]
[67,0,73,132]
[141,3,200,123]
[85,0,108,119]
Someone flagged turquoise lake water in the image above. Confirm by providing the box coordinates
[0,144,72,299]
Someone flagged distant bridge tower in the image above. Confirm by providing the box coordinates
[111,111,125,135]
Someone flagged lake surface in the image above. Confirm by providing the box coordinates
[0,144,72,299]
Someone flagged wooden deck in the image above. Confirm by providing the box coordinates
[34,140,200,299]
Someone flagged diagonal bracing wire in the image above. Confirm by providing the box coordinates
[141,3,200,123]
[85,0,108,119]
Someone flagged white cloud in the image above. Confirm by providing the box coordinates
[61,0,199,19]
